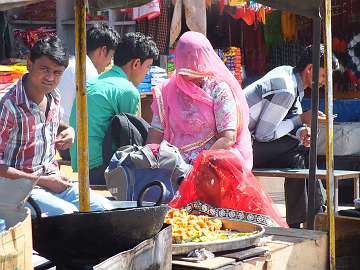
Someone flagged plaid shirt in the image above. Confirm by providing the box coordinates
[244,66,304,142]
[0,74,60,174]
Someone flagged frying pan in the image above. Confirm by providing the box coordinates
[29,181,169,267]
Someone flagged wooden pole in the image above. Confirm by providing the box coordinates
[324,0,336,268]
[307,17,321,229]
[75,0,90,212]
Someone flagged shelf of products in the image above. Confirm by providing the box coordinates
[112,21,136,26]
[61,20,108,25]
[10,20,56,25]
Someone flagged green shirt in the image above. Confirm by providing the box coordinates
[69,66,140,171]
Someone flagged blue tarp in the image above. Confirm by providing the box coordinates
[302,98,360,122]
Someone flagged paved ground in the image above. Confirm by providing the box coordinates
[257,176,286,218]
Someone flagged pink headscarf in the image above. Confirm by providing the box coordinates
[153,31,253,170]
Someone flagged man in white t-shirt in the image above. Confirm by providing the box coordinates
[57,24,120,160]
[58,24,120,125]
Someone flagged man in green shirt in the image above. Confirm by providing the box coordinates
[70,32,159,184]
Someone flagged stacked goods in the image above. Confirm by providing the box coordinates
[0,62,27,92]
[216,47,243,83]
[138,66,167,93]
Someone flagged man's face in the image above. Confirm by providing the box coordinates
[27,56,65,94]
[131,58,153,86]
[318,67,326,87]
[97,47,115,73]
[305,65,326,88]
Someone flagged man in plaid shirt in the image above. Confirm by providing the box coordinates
[244,45,338,228]
[0,37,111,216]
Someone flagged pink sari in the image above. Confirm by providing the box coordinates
[152,31,253,170]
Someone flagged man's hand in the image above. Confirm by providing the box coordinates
[55,127,75,150]
[300,110,326,126]
[299,127,311,147]
[37,174,71,193]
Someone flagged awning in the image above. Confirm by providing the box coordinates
[0,0,44,11]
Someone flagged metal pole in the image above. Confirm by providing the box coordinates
[324,0,336,268]
[75,0,90,212]
[307,17,321,229]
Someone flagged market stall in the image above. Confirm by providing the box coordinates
[1,0,358,269]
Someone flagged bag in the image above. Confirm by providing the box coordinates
[102,113,150,167]
[104,141,191,203]
[170,150,288,227]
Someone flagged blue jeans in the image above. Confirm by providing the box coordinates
[27,184,112,216]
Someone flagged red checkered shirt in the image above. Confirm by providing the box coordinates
[0,74,60,174]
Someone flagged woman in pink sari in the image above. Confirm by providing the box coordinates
[147,31,287,227]
[148,31,253,170]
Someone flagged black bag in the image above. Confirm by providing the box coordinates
[102,113,150,168]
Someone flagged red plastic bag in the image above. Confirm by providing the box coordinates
[170,150,288,227]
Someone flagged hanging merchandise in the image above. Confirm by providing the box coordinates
[229,0,247,6]
[281,11,297,42]
[263,10,282,47]
[133,0,161,21]
[347,33,360,90]
[242,24,267,77]
[13,27,56,50]
[221,1,271,26]
[136,0,170,55]
[169,0,207,47]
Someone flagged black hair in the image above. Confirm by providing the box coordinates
[86,23,120,53]
[30,36,69,67]
[114,32,159,66]
[294,44,339,73]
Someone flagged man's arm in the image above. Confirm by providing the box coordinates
[0,165,71,193]
[55,120,75,150]
[0,165,39,181]
[254,92,301,142]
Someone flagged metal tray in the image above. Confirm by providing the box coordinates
[172,219,265,255]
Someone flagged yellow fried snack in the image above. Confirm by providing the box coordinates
[165,208,223,244]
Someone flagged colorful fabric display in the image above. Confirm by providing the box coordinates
[0,62,27,94]
[264,10,282,47]
[281,11,297,42]
[216,47,243,83]
[220,0,271,25]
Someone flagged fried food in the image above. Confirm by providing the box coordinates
[165,208,254,244]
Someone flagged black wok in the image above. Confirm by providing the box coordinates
[29,181,169,267]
